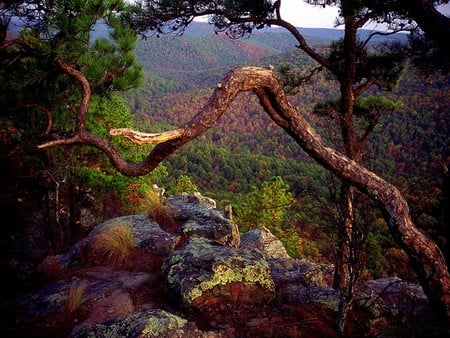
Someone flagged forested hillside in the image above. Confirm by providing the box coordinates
[3,1,450,335]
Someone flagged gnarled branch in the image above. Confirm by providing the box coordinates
[56,58,91,131]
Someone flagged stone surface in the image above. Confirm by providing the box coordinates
[240,226,290,259]
[70,309,222,338]
[39,214,177,275]
[162,237,275,309]
[17,268,152,323]
[277,285,341,312]
[11,194,436,338]
[166,194,240,247]
[358,277,431,322]
[71,289,134,335]
[269,257,333,288]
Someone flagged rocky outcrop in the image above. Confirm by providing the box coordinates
[14,193,433,338]
[38,214,177,275]
[355,277,432,328]
[39,193,239,277]
[268,257,338,310]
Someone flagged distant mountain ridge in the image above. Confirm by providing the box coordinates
[134,21,407,91]
[183,21,408,42]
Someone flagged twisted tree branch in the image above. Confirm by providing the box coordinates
[110,66,450,320]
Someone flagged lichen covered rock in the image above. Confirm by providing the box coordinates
[70,309,222,338]
[17,268,151,328]
[163,237,275,309]
[277,285,341,311]
[39,214,177,275]
[15,194,436,338]
[357,277,431,323]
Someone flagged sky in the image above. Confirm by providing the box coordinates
[280,0,450,29]
[280,0,340,28]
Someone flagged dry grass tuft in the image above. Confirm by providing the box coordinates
[142,190,175,229]
[92,223,134,266]
[66,279,87,314]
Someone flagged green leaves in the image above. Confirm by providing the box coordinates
[236,176,294,231]
[167,175,199,195]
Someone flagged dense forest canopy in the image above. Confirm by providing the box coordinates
[1,0,449,330]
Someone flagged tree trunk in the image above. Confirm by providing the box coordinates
[253,67,450,322]
[333,13,359,293]
[333,183,354,290]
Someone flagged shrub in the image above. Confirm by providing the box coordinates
[66,279,87,314]
[92,223,134,266]
[168,175,199,195]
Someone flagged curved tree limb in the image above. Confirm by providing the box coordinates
[14,103,54,135]
[55,58,90,132]
[106,66,448,320]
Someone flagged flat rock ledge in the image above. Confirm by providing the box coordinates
[71,309,222,338]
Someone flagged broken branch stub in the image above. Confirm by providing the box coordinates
[109,128,183,145]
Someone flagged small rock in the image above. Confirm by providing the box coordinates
[240,227,290,259]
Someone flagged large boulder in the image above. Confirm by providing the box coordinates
[39,214,177,275]
[13,194,438,337]
[39,193,240,276]
[357,277,432,324]
[162,237,275,310]
[277,285,341,312]
[17,268,153,337]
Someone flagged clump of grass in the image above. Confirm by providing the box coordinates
[66,279,87,314]
[142,190,175,228]
[92,223,134,266]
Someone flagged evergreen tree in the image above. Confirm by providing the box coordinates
[237,176,294,231]
[0,0,153,258]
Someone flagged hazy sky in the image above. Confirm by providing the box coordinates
[281,0,450,29]
[280,0,340,28]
